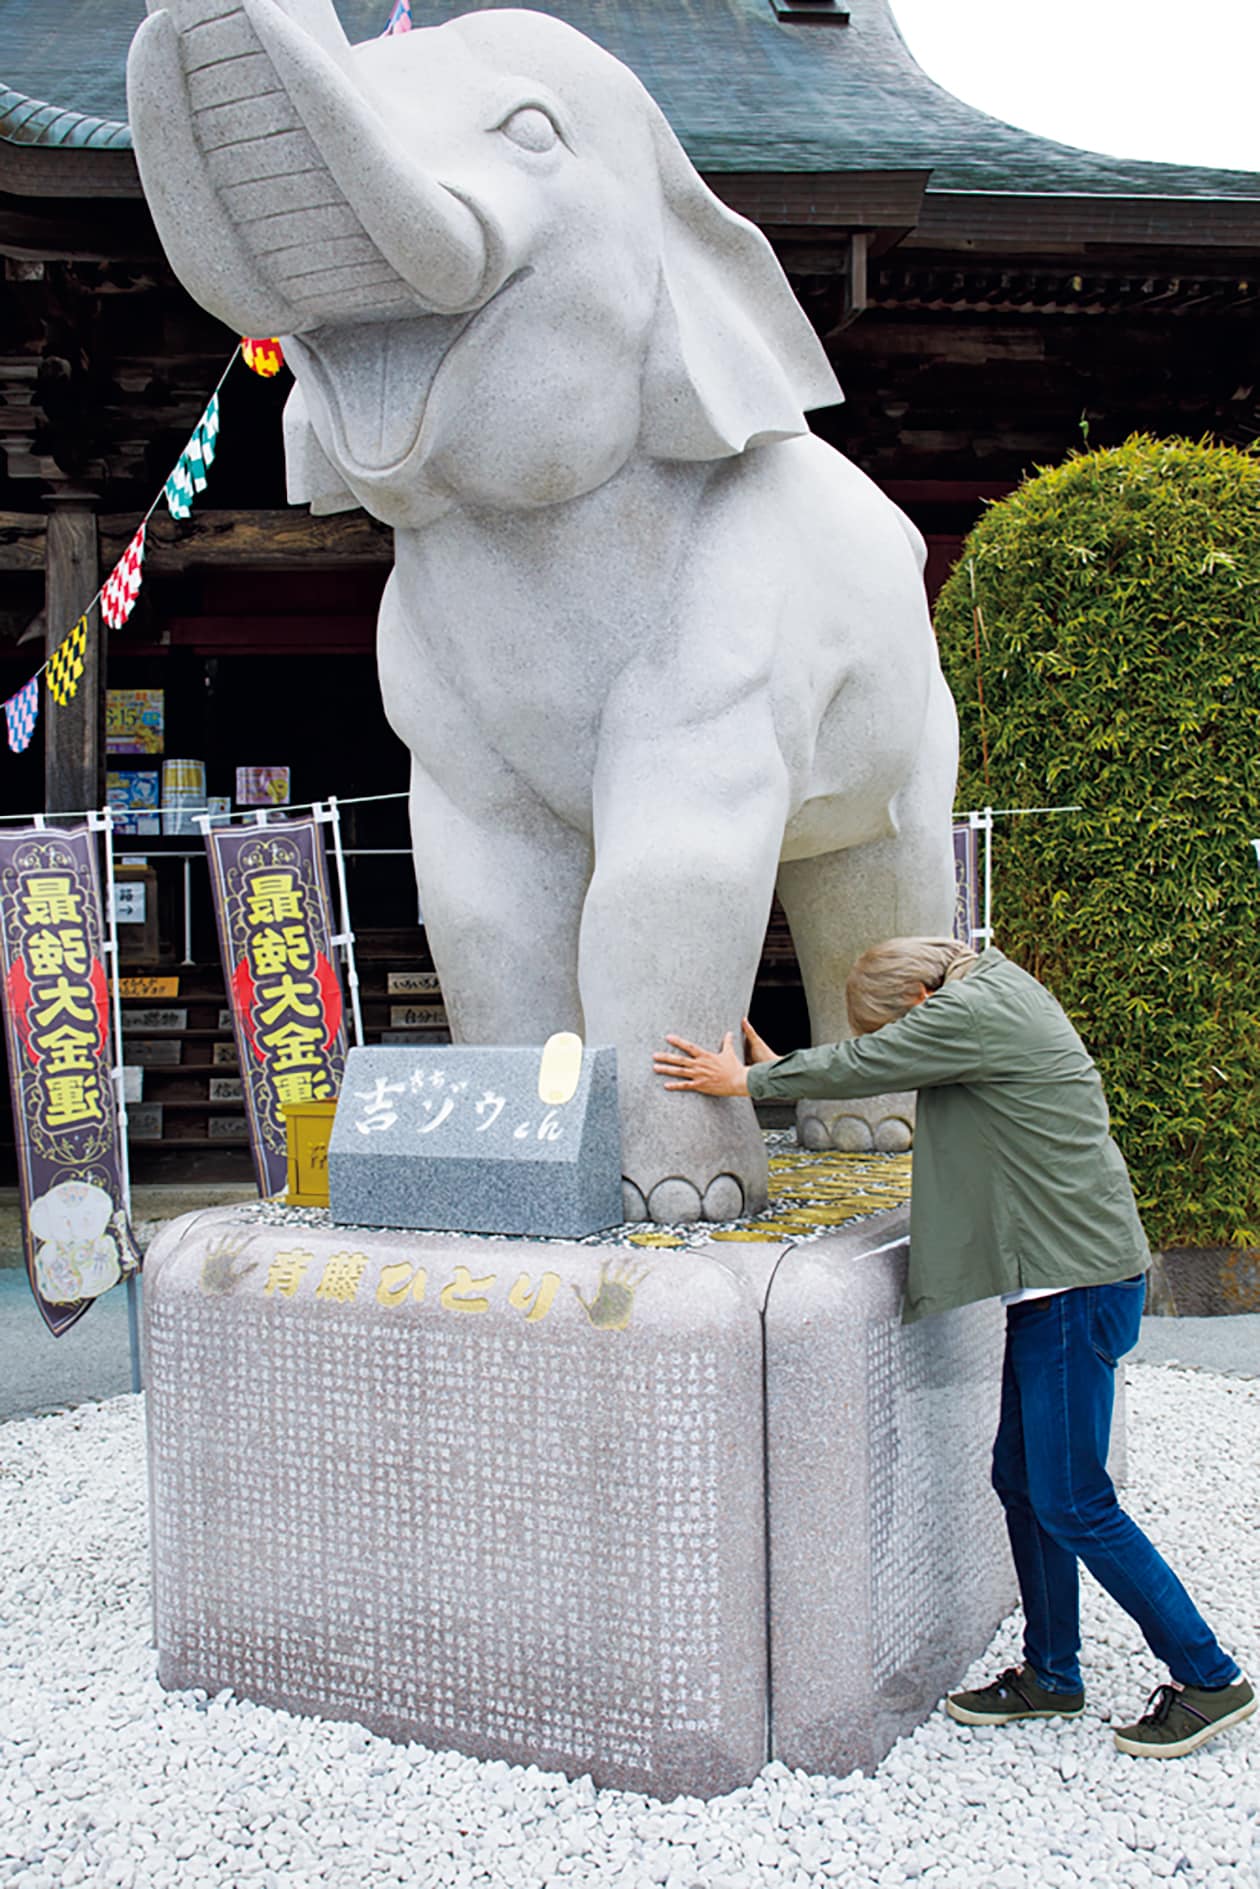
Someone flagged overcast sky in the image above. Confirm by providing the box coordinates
[889,0,1260,174]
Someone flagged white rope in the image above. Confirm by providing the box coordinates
[0,789,411,826]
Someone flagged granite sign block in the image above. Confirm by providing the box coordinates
[761,1207,1017,1776]
[143,1207,767,1801]
[328,1042,622,1240]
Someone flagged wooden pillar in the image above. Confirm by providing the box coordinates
[44,488,102,814]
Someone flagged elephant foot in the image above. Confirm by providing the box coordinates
[618,1091,770,1225]
[796,1094,915,1154]
[622,1171,752,1226]
[620,1103,771,1224]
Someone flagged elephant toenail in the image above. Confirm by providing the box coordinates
[702,1174,744,1221]
[621,1179,649,1223]
[647,1178,703,1224]
[830,1115,875,1153]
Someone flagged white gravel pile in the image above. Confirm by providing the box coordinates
[1,1363,1256,1889]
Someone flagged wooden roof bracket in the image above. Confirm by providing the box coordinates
[830,232,869,333]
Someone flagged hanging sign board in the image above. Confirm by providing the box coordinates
[951,822,980,948]
[205,818,347,1195]
[119,975,179,999]
[0,826,139,1335]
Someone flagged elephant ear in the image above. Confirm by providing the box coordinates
[283,381,361,516]
[640,111,843,462]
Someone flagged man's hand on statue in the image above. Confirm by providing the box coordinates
[654,1032,750,1096]
[741,1018,779,1064]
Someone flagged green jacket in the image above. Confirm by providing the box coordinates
[746,948,1149,1321]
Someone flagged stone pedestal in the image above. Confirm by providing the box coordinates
[143,1210,767,1800]
[760,1214,1014,1774]
[143,1201,1020,1799]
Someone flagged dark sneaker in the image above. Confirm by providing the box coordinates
[946,1664,1085,1726]
[1114,1677,1255,1758]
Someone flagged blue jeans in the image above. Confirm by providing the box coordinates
[992,1277,1240,1694]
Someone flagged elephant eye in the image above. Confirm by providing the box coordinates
[498,106,559,154]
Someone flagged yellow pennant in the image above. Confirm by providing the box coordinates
[47,616,88,707]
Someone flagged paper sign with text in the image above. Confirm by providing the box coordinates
[0,826,139,1335]
[206,819,347,1194]
[952,822,981,947]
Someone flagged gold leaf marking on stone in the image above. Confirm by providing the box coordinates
[709,1227,786,1242]
[537,1030,583,1105]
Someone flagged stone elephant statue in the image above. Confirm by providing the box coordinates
[127,0,958,1224]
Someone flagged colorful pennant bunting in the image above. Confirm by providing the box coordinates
[200,390,220,457]
[241,336,285,378]
[164,455,195,521]
[46,617,88,707]
[4,678,39,754]
[6,345,251,757]
[101,523,147,629]
[164,394,220,521]
[382,0,411,33]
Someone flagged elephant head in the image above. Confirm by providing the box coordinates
[127,2,841,526]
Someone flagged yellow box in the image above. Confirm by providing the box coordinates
[282,1101,339,1207]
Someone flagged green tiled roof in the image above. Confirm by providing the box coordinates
[3,0,1258,199]
[0,84,132,151]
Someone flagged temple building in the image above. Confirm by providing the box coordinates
[2,0,1258,1171]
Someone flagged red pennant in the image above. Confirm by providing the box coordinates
[242,338,285,378]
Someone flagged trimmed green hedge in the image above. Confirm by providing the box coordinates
[933,435,1260,1246]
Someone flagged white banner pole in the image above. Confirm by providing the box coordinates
[182,857,195,965]
[982,804,994,947]
[96,807,133,1215]
[95,805,141,1394]
[324,796,364,1048]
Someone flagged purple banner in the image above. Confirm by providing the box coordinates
[206,819,347,1196]
[952,822,980,947]
[0,826,139,1336]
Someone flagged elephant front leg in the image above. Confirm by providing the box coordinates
[408,760,592,1044]
[578,743,788,1224]
[774,708,957,1152]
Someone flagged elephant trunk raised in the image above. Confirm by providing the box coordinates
[127,0,495,333]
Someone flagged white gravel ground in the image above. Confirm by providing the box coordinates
[1,1362,1256,1889]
